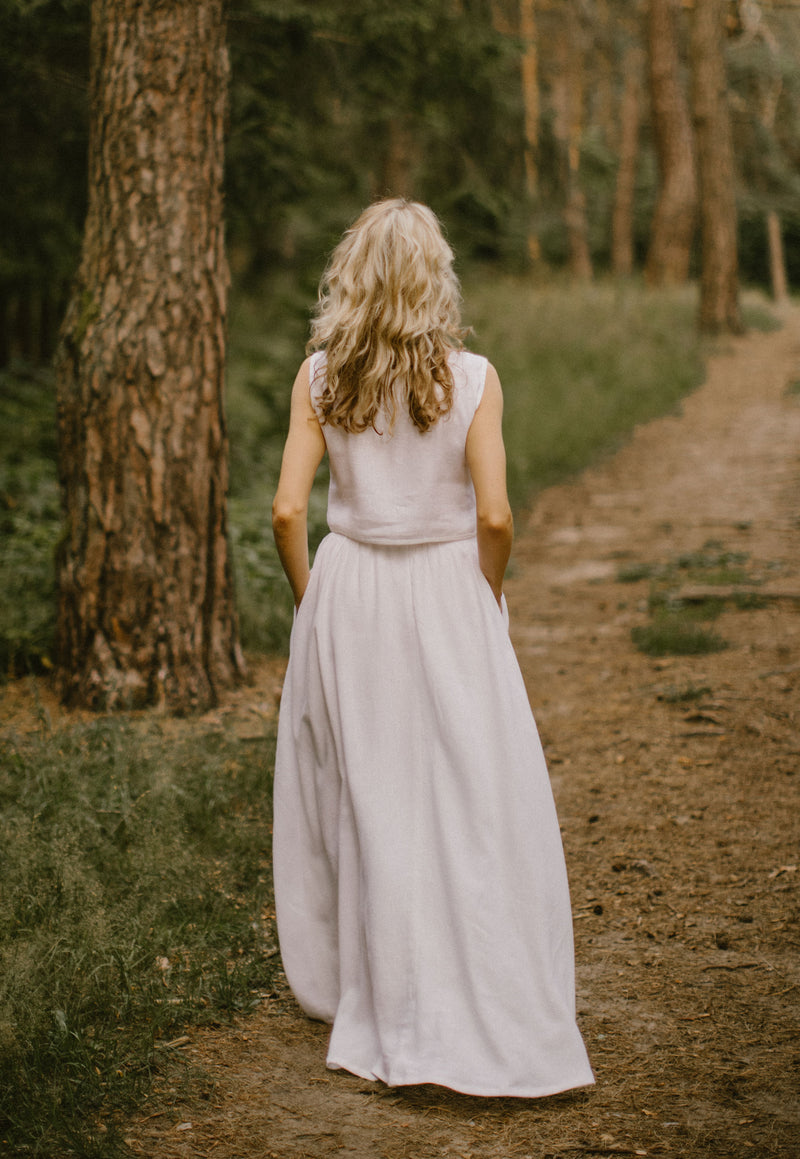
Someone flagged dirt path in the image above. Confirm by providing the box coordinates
[125,313,800,1159]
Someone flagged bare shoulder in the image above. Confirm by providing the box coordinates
[483,360,502,395]
[474,360,503,415]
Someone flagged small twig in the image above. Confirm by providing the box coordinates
[701,962,761,972]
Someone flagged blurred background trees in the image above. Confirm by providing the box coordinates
[2,0,798,362]
[1,0,799,702]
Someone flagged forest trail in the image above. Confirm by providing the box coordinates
[125,310,800,1159]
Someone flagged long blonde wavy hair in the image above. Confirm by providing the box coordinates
[307,199,467,433]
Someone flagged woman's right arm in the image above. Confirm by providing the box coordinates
[272,358,327,608]
[465,363,514,607]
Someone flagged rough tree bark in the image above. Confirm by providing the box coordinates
[690,0,743,333]
[645,0,697,284]
[55,0,245,712]
[612,45,645,276]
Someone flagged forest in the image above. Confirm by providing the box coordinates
[2,0,799,707]
[1,3,800,1155]
[3,0,800,365]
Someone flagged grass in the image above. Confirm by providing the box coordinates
[623,539,768,656]
[0,711,278,1157]
[0,279,782,1150]
[631,614,729,657]
[2,273,746,669]
[463,276,707,510]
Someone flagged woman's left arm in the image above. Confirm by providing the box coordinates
[272,358,327,608]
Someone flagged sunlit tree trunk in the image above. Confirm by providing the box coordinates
[766,211,788,303]
[378,116,417,199]
[552,1,592,281]
[690,0,743,333]
[645,0,697,284]
[519,0,541,262]
[55,0,245,712]
[612,45,644,276]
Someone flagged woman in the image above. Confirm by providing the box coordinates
[271,199,593,1097]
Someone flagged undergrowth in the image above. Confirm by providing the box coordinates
[631,614,729,657]
[0,281,779,667]
[0,714,278,1157]
[624,539,767,656]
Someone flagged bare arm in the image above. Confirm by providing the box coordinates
[465,363,514,607]
[272,358,327,608]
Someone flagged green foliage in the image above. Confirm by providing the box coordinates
[0,365,60,675]
[0,715,278,1156]
[631,615,729,657]
[0,281,775,665]
[617,562,659,584]
[624,537,776,658]
[464,277,707,510]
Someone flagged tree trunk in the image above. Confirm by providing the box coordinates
[612,46,644,276]
[378,116,417,200]
[552,2,593,281]
[55,0,245,712]
[690,0,743,333]
[645,0,697,285]
[519,0,541,262]
[766,210,789,303]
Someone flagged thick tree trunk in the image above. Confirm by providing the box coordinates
[552,2,593,281]
[55,0,245,712]
[690,0,743,333]
[612,46,644,276]
[645,0,697,285]
[519,0,541,262]
[767,210,789,303]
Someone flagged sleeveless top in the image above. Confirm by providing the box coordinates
[309,349,488,545]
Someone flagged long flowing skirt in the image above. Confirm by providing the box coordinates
[273,532,594,1097]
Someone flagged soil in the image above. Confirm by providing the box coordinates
[18,312,800,1157]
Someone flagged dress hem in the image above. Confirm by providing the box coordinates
[326,1057,596,1100]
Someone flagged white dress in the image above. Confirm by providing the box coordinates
[273,350,594,1097]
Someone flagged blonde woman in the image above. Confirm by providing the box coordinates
[272,199,593,1097]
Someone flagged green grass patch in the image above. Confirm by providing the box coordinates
[631,612,729,657]
[616,562,661,583]
[648,590,725,620]
[0,713,278,1156]
[673,545,752,586]
[0,365,61,677]
[731,591,768,610]
[463,276,708,510]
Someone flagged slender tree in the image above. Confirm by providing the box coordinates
[690,0,743,332]
[645,0,697,284]
[551,0,593,280]
[612,44,645,276]
[55,0,245,712]
[519,0,541,262]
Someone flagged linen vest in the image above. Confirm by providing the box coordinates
[310,349,488,545]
